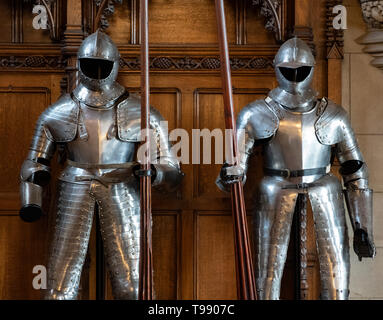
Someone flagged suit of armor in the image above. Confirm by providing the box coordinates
[19,31,183,300]
[217,38,375,300]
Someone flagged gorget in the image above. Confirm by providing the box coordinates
[269,87,318,111]
[73,82,125,108]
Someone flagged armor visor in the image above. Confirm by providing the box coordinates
[278,66,313,83]
[79,58,114,80]
[73,30,125,108]
[271,37,317,109]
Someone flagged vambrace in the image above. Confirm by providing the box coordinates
[337,137,375,259]
[20,114,56,222]
[216,129,255,193]
[149,111,183,193]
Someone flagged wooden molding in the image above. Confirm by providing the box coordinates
[326,0,344,59]
[0,44,278,73]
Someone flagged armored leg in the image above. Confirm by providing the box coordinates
[254,176,298,300]
[308,175,350,300]
[92,182,140,300]
[45,181,95,300]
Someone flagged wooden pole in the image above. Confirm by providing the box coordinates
[214,0,257,300]
[138,0,154,300]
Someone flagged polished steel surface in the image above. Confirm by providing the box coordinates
[45,181,95,300]
[308,175,350,300]
[20,159,50,181]
[45,179,141,300]
[67,103,136,165]
[254,175,298,300]
[254,174,350,300]
[20,181,43,208]
[274,37,316,68]
[73,30,125,108]
[315,99,364,162]
[95,180,141,299]
[37,94,79,143]
[272,37,318,111]
[216,38,374,300]
[263,98,332,184]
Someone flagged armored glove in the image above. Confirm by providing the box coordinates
[341,161,376,261]
[354,228,375,261]
[216,163,246,192]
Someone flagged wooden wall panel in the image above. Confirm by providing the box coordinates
[194,89,269,199]
[0,215,49,299]
[147,0,236,44]
[0,73,64,300]
[195,213,236,300]
[0,87,51,210]
[152,212,180,300]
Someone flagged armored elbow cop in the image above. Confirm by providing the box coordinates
[341,161,375,259]
[20,158,51,222]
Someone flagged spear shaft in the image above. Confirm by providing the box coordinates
[215,0,257,300]
[138,0,154,300]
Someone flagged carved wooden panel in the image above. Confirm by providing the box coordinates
[0,87,51,211]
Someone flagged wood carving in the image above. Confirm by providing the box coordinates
[119,56,274,71]
[94,0,123,31]
[0,55,67,69]
[252,0,283,41]
[326,0,344,58]
[358,0,383,70]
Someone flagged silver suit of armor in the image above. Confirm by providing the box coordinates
[20,31,183,299]
[217,37,375,300]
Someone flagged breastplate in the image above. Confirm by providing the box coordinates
[263,101,332,184]
[67,104,136,164]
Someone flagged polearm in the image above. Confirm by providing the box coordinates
[215,0,257,300]
[138,0,154,300]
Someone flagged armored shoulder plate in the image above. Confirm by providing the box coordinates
[117,93,164,142]
[42,94,79,143]
[315,99,351,146]
[237,99,279,140]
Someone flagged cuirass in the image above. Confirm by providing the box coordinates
[67,104,136,164]
[263,101,331,183]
